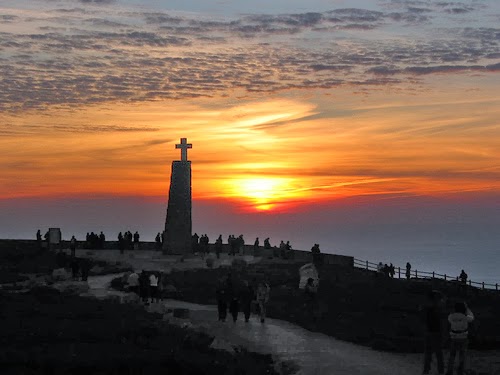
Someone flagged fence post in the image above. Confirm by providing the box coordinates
[482,282,485,290]
[469,280,472,286]
[496,283,498,291]
[415,269,418,278]
[366,260,368,270]
[444,274,447,281]
[398,267,400,279]
[432,272,435,278]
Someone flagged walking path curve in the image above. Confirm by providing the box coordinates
[85,274,423,375]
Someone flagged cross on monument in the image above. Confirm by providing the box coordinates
[175,137,192,161]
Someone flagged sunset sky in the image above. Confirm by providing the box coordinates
[1,0,499,277]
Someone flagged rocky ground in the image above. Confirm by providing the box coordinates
[0,247,279,375]
[112,256,500,374]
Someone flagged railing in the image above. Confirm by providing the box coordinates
[353,258,499,291]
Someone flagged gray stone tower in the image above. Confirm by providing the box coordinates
[163,138,192,254]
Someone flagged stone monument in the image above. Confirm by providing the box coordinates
[163,138,192,254]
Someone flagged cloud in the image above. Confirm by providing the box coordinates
[0,3,498,111]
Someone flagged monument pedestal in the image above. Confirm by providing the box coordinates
[163,161,192,254]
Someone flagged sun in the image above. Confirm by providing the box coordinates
[227,177,297,211]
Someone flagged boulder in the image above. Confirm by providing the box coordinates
[210,338,236,353]
[161,284,178,298]
[51,268,71,281]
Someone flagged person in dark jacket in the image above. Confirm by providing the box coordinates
[422,290,445,375]
[239,280,254,323]
[80,258,90,281]
[139,270,150,304]
[216,277,228,322]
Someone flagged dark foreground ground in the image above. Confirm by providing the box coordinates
[0,289,277,375]
[0,247,278,375]
[149,258,500,353]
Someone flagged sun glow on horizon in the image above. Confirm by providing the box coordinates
[224,176,302,212]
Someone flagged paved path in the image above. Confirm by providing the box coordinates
[86,274,423,375]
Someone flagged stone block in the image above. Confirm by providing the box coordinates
[51,268,71,281]
[209,338,235,353]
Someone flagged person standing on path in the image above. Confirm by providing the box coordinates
[256,281,270,323]
[80,258,90,281]
[216,277,228,322]
[239,280,254,323]
[127,271,140,296]
[149,272,159,303]
[70,235,77,257]
[139,270,150,304]
[422,290,446,375]
[304,277,318,322]
[446,302,474,375]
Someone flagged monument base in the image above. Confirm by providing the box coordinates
[163,161,192,255]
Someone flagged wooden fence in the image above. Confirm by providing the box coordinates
[353,258,499,291]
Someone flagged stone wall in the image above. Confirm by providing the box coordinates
[0,239,354,267]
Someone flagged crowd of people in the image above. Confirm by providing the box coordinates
[215,274,271,323]
[422,290,475,375]
[127,270,164,304]
[118,231,140,252]
[69,257,91,281]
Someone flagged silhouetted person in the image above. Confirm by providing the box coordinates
[36,229,42,249]
[192,233,199,253]
[229,288,239,323]
[71,258,80,280]
[383,263,390,277]
[237,234,245,255]
[216,277,228,322]
[99,231,105,249]
[256,281,270,323]
[459,270,468,285]
[149,272,159,303]
[200,234,209,257]
[253,237,259,256]
[304,277,318,321]
[118,232,124,254]
[90,232,97,249]
[139,270,150,304]
[285,241,292,259]
[389,263,395,278]
[447,302,474,375]
[239,280,254,323]
[311,243,322,265]
[133,231,140,250]
[422,290,445,375]
[215,235,223,259]
[155,232,162,250]
[80,258,90,281]
[263,237,271,249]
[229,235,237,256]
[127,271,139,296]
[70,235,77,257]
[406,262,412,280]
